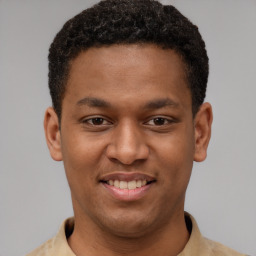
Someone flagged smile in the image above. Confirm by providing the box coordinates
[100,173,156,201]
[103,180,150,189]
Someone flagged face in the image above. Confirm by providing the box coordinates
[45,44,212,237]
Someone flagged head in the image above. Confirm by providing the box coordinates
[44,0,212,242]
[48,0,209,120]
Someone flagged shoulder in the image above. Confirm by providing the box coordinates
[182,213,246,256]
[26,218,75,256]
[203,237,246,256]
[26,237,55,256]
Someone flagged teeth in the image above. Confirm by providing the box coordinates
[114,180,119,188]
[128,180,137,189]
[120,181,128,189]
[107,179,148,189]
[136,180,142,188]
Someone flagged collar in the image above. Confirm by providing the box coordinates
[27,212,244,256]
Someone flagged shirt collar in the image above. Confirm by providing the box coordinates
[47,213,211,256]
[178,212,210,255]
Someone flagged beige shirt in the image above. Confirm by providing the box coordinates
[27,213,246,256]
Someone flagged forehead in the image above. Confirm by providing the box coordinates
[64,44,191,110]
[68,44,187,82]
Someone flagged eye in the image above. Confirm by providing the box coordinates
[146,117,172,126]
[83,117,111,126]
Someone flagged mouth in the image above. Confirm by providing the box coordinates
[100,179,155,189]
[99,173,156,201]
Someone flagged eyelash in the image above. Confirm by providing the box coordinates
[82,116,174,127]
[82,117,112,126]
[145,117,174,126]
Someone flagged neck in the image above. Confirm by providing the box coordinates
[68,211,190,256]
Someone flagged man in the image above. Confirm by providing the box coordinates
[27,0,246,255]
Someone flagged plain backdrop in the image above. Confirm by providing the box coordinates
[0,1,255,255]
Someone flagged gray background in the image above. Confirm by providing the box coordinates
[0,0,255,255]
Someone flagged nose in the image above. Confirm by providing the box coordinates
[106,120,149,165]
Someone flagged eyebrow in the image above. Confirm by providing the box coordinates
[143,98,179,110]
[76,97,179,110]
[77,97,111,108]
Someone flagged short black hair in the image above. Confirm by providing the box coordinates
[49,0,209,119]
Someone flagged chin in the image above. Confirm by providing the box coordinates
[97,211,156,238]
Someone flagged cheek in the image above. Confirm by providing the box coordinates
[62,131,103,164]
[60,131,108,185]
[152,129,195,186]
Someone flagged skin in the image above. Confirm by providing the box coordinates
[44,44,212,256]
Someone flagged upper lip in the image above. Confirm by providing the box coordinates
[99,172,156,182]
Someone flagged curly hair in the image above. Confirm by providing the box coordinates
[49,0,209,119]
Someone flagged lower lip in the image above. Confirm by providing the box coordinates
[102,183,153,201]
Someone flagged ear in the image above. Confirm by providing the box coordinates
[44,107,63,161]
[193,102,213,162]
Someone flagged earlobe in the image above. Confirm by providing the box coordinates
[193,102,213,162]
[44,107,63,161]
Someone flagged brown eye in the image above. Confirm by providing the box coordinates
[153,118,166,126]
[91,118,104,125]
[145,117,173,126]
[83,117,111,126]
